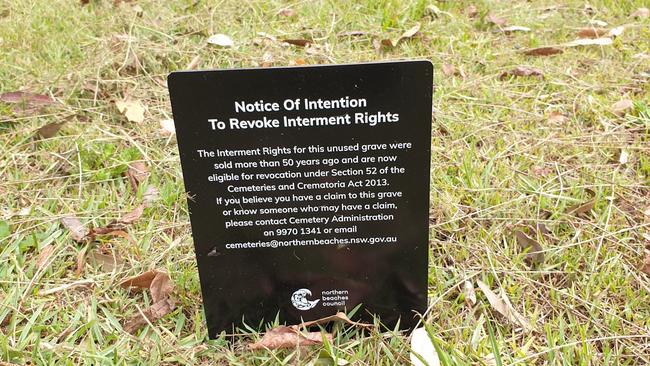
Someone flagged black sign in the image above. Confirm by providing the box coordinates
[168,61,433,337]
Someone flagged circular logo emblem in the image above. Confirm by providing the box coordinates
[291,288,320,310]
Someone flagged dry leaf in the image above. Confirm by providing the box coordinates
[283,39,311,47]
[500,66,543,80]
[487,13,507,26]
[523,47,563,56]
[410,328,441,366]
[37,122,65,139]
[619,150,629,165]
[463,280,477,306]
[502,25,530,33]
[120,269,163,291]
[261,52,274,67]
[288,58,306,66]
[631,8,649,19]
[566,198,596,216]
[562,37,613,47]
[0,91,55,105]
[607,26,624,38]
[76,246,87,276]
[277,8,296,17]
[115,99,145,123]
[249,326,330,350]
[149,271,174,302]
[123,298,176,334]
[641,250,650,276]
[143,185,160,206]
[477,280,533,332]
[441,63,466,78]
[442,63,456,76]
[577,27,607,38]
[207,34,234,47]
[89,249,123,272]
[515,230,544,265]
[126,161,149,192]
[36,245,55,270]
[611,99,634,116]
[299,311,373,328]
[465,5,478,18]
[400,23,421,40]
[61,216,90,243]
[186,55,200,70]
[548,112,568,123]
[160,119,175,135]
[119,204,145,224]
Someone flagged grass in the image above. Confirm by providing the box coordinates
[1,0,649,364]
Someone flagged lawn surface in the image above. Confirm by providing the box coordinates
[1,0,649,365]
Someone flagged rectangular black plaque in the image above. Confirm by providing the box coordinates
[168,60,433,337]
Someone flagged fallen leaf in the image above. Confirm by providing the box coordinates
[566,198,596,216]
[115,98,145,123]
[126,161,149,192]
[143,185,160,206]
[577,27,608,38]
[118,204,145,225]
[76,246,87,276]
[89,249,123,272]
[283,39,311,47]
[159,119,175,136]
[442,63,456,76]
[207,34,234,47]
[0,91,55,105]
[463,280,477,306]
[441,63,466,78]
[641,250,650,276]
[465,5,478,18]
[299,311,373,329]
[410,328,441,366]
[61,216,90,243]
[36,245,55,270]
[261,51,274,67]
[548,112,568,123]
[500,66,543,80]
[619,150,629,165]
[631,7,649,19]
[502,25,530,33]
[288,58,306,66]
[487,13,507,26]
[611,99,634,116]
[249,326,330,350]
[120,269,164,292]
[91,205,145,235]
[514,230,544,265]
[150,271,174,302]
[186,55,201,70]
[37,122,65,139]
[523,47,563,56]
[477,280,533,332]
[607,26,625,38]
[400,23,421,40]
[123,298,176,334]
[562,37,613,47]
[277,8,296,17]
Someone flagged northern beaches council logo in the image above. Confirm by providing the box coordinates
[290,288,350,310]
[290,288,320,310]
